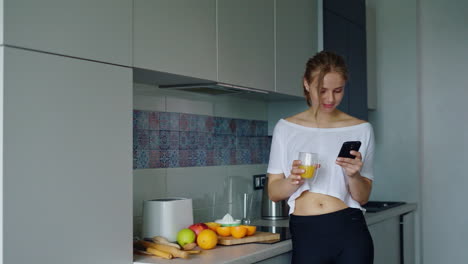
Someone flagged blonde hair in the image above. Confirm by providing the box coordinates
[303,51,349,107]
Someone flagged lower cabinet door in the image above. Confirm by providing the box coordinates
[368,217,400,264]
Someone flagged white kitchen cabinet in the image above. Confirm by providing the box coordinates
[4,0,132,66]
[276,0,318,97]
[368,216,400,264]
[217,0,275,91]
[2,47,132,264]
[133,0,217,81]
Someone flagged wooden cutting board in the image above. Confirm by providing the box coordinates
[217,231,280,245]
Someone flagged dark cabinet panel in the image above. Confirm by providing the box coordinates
[323,0,367,120]
[323,0,366,27]
[323,10,349,114]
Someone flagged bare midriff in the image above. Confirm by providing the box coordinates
[293,191,348,215]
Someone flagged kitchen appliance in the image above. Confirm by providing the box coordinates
[261,176,289,220]
[256,226,291,243]
[142,198,193,242]
[362,201,406,213]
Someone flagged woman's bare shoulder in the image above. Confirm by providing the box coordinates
[337,112,368,126]
[284,112,309,124]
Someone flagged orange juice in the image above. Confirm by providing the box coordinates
[299,165,316,179]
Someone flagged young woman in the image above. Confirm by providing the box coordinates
[267,51,374,264]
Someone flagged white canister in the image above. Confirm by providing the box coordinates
[142,198,194,242]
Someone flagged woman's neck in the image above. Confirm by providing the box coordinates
[305,107,342,123]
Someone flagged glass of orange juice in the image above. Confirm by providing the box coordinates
[298,152,319,179]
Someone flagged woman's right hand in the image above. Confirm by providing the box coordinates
[288,160,306,185]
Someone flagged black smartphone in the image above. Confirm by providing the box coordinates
[337,141,362,159]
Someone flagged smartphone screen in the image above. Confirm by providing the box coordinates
[337,141,362,159]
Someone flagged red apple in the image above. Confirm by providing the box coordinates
[188,223,209,237]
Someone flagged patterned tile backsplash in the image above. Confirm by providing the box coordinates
[133,110,272,168]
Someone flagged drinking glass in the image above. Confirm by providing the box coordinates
[298,152,319,179]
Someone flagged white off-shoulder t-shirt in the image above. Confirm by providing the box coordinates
[267,119,375,214]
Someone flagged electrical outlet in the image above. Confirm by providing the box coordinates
[253,174,266,190]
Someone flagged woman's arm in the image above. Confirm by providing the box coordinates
[335,150,372,204]
[268,160,305,202]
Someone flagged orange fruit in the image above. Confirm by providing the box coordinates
[241,225,257,236]
[216,226,231,237]
[231,226,247,238]
[205,222,221,232]
[197,229,218,250]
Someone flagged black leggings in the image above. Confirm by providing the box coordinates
[289,208,374,264]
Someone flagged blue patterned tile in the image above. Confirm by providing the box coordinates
[237,149,252,164]
[188,132,198,150]
[236,136,250,149]
[206,150,215,166]
[133,150,137,169]
[229,119,237,134]
[205,133,214,149]
[235,119,250,136]
[214,148,230,166]
[229,149,237,165]
[133,111,138,130]
[159,112,170,130]
[159,150,179,168]
[135,129,149,151]
[149,130,159,150]
[148,112,160,130]
[149,150,161,168]
[257,121,268,136]
[205,116,214,133]
[168,112,180,131]
[179,131,190,150]
[196,149,207,166]
[197,133,207,149]
[135,110,149,130]
[249,137,260,149]
[251,149,262,164]
[262,148,270,164]
[179,113,190,131]
[214,117,231,135]
[168,150,179,168]
[135,150,149,168]
[197,115,207,132]
[188,114,198,131]
[249,120,257,136]
[179,150,190,167]
[158,130,179,150]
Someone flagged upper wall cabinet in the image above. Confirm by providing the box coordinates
[217,0,275,92]
[276,0,318,97]
[133,0,217,81]
[4,0,132,66]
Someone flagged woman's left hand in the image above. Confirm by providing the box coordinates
[335,151,363,178]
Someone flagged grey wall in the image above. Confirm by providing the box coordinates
[366,0,420,262]
[366,0,419,204]
[420,0,468,263]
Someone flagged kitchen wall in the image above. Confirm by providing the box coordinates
[367,0,468,263]
[420,1,468,263]
[132,83,269,237]
[366,0,420,262]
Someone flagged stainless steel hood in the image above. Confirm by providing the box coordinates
[133,67,303,102]
[158,82,269,96]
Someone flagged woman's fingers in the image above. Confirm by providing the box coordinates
[350,151,362,160]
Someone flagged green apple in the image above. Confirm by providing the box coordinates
[176,228,196,247]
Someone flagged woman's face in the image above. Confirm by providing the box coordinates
[304,72,345,113]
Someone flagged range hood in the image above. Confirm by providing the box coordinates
[133,67,303,102]
[158,82,269,96]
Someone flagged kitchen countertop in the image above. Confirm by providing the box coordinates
[134,203,417,264]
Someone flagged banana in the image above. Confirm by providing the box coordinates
[152,236,182,249]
